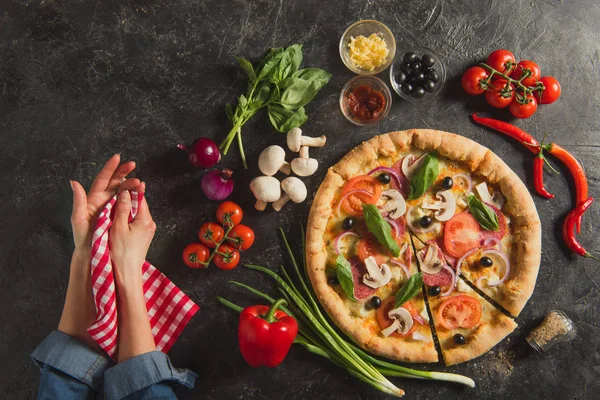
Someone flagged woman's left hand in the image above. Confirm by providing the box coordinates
[70,154,140,252]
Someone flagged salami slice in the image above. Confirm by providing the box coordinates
[423,267,453,287]
[350,258,377,300]
[391,159,411,198]
[479,203,507,241]
[434,238,457,268]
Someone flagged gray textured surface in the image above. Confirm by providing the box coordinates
[1,0,600,398]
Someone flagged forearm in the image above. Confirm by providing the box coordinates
[58,248,98,349]
[116,275,156,363]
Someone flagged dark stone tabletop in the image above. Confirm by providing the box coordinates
[1,0,599,398]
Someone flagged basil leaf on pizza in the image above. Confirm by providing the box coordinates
[362,204,400,257]
[409,153,439,200]
[335,254,357,302]
[394,272,423,308]
[468,194,499,231]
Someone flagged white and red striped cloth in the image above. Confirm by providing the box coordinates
[87,191,199,358]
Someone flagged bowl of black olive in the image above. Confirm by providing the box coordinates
[389,47,446,100]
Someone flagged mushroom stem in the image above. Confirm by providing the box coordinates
[302,135,326,148]
[280,162,291,175]
[299,146,309,159]
[272,194,290,211]
[254,200,267,211]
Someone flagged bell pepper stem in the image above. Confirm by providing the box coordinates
[264,298,288,323]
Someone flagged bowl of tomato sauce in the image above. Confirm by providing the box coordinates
[339,75,392,125]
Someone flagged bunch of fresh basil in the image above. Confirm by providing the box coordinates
[220,44,332,168]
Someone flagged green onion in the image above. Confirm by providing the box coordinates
[217,227,476,396]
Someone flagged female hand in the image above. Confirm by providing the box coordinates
[71,154,140,253]
[109,186,157,287]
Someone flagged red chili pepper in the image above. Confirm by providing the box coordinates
[562,197,599,261]
[471,113,540,153]
[533,153,554,199]
[238,299,298,367]
[544,142,588,233]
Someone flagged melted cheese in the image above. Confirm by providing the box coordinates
[348,34,389,71]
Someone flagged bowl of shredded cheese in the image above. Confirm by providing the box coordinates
[339,20,396,75]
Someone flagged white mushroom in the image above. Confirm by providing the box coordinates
[362,256,392,289]
[421,190,456,221]
[272,177,307,211]
[291,146,318,176]
[401,154,425,180]
[287,127,327,152]
[475,182,504,209]
[417,243,444,274]
[378,189,407,219]
[249,176,281,211]
[381,306,414,337]
[258,145,290,176]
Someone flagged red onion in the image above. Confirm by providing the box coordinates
[483,237,502,252]
[178,138,221,169]
[368,166,402,188]
[201,169,234,200]
[440,265,457,297]
[390,259,411,279]
[385,217,401,236]
[452,173,472,193]
[406,205,437,234]
[453,246,482,293]
[480,249,510,287]
[334,231,360,255]
[336,189,372,215]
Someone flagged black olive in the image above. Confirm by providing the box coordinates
[419,215,432,228]
[411,60,422,74]
[422,54,435,67]
[413,72,426,83]
[369,296,382,309]
[405,63,417,75]
[400,61,411,73]
[401,83,413,95]
[328,276,339,286]
[423,79,436,93]
[395,70,407,84]
[480,256,493,268]
[427,70,439,82]
[412,87,426,98]
[428,285,441,296]
[441,176,454,189]
[378,173,391,184]
[342,217,355,231]
[453,333,466,345]
[403,52,418,63]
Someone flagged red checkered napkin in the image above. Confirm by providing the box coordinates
[87,191,199,358]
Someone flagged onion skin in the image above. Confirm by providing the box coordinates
[178,138,221,169]
[201,169,234,200]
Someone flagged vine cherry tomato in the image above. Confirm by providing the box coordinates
[213,243,240,270]
[216,201,243,226]
[182,243,209,268]
[377,298,420,337]
[461,66,490,95]
[485,49,516,74]
[198,222,225,248]
[444,212,481,258]
[536,76,561,104]
[509,94,538,119]
[339,175,382,216]
[510,60,541,86]
[484,79,514,108]
[437,295,482,330]
[227,224,255,251]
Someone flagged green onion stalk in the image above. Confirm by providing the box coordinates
[217,227,475,396]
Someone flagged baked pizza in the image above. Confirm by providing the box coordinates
[306,129,540,365]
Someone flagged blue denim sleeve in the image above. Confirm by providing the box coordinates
[104,351,197,400]
[31,331,114,396]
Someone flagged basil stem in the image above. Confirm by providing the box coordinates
[362,204,400,257]
[409,153,439,200]
[394,272,423,308]
[336,255,357,301]
[468,194,499,231]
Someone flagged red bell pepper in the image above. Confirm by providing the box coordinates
[238,299,298,367]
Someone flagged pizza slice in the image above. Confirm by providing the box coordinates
[425,280,517,366]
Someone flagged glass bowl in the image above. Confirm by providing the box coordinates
[389,46,446,100]
[339,20,396,75]
[339,75,392,126]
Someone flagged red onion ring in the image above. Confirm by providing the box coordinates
[406,205,437,234]
[336,189,372,215]
[440,265,457,297]
[368,166,402,188]
[389,259,411,279]
[385,217,400,236]
[453,246,482,292]
[334,231,359,255]
[483,237,502,252]
[476,276,488,288]
[480,249,510,287]
[453,173,473,193]
[413,313,426,326]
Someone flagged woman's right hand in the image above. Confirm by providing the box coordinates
[109,184,157,287]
